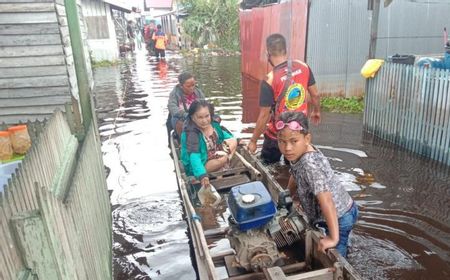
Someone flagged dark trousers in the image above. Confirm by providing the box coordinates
[155,48,165,58]
[260,134,282,164]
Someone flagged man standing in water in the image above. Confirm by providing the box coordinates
[247,33,321,164]
[152,24,168,59]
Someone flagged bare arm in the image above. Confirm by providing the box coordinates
[308,84,321,125]
[316,192,339,253]
[247,106,271,153]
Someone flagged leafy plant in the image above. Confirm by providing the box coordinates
[320,96,364,113]
[180,0,240,51]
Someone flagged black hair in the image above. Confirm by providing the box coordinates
[266,33,287,56]
[157,24,162,29]
[278,111,309,134]
[178,72,194,85]
[187,100,214,119]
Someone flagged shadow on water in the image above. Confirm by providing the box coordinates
[93,49,450,279]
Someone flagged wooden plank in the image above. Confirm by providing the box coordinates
[0,55,65,67]
[212,174,250,191]
[0,23,59,35]
[0,12,57,24]
[0,3,55,13]
[0,86,70,98]
[10,211,60,279]
[0,45,63,58]
[264,267,287,280]
[0,65,67,78]
[0,75,69,89]
[0,0,53,2]
[0,95,70,107]
[0,104,66,115]
[0,34,61,46]
[286,268,333,280]
[225,255,246,277]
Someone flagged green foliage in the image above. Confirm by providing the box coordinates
[320,96,364,113]
[91,59,119,69]
[180,0,240,51]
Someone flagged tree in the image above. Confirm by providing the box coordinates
[180,0,240,50]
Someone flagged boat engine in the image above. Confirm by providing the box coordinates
[227,183,306,272]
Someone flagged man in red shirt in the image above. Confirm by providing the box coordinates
[247,33,321,164]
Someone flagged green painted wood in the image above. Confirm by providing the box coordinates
[65,0,92,133]
[11,211,60,279]
[51,134,78,200]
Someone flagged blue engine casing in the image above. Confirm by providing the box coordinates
[228,181,276,231]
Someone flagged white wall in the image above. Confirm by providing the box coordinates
[81,0,119,61]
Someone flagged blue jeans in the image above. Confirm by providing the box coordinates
[314,202,358,257]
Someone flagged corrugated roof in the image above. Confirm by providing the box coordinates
[103,0,132,12]
[145,0,173,9]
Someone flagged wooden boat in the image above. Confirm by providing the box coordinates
[170,133,362,280]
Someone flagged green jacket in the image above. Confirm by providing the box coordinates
[181,121,233,179]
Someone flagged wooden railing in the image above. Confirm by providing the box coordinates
[0,111,111,279]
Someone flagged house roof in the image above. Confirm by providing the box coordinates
[103,0,132,12]
[145,0,173,9]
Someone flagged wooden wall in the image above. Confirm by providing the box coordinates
[0,111,112,279]
[0,0,93,125]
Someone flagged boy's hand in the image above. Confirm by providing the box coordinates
[317,236,338,254]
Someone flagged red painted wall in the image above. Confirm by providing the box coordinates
[240,0,309,123]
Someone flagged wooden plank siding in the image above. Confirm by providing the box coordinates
[0,0,93,125]
[364,63,450,166]
[0,1,68,124]
[0,112,112,279]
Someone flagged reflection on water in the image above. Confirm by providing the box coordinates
[93,49,450,279]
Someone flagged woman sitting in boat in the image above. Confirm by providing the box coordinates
[167,72,205,138]
[277,111,358,257]
[181,100,237,188]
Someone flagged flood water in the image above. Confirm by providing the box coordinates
[93,49,450,280]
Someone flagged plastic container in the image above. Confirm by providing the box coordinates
[0,131,13,161]
[0,160,21,193]
[198,184,221,207]
[388,54,415,65]
[227,181,276,231]
[361,59,384,78]
[8,125,31,155]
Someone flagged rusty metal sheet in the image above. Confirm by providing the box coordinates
[240,0,308,123]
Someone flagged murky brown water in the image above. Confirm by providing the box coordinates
[93,49,450,279]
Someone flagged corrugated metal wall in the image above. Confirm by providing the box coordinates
[307,0,370,97]
[306,0,450,97]
[240,0,308,122]
[376,0,450,58]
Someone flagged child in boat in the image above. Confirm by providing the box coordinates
[181,100,237,188]
[277,111,358,257]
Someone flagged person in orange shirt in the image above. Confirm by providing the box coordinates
[152,24,168,59]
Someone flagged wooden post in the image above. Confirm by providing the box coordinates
[368,0,381,59]
[64,0,92,135]
[11,211,60,279]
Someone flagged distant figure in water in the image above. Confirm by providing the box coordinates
[152,24,167,59]
[167,72,205,139]
[277,111,357,257]
[180,100,237,188]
